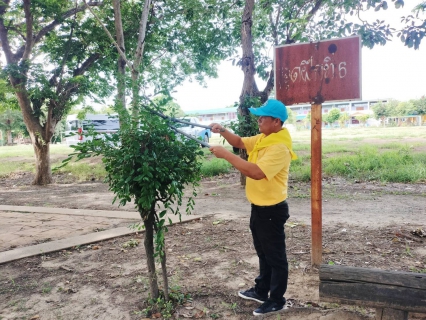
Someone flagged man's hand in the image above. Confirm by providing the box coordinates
[209,123,226,134]
[209,145,229,159]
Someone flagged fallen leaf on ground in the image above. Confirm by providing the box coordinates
[286,222,299,228]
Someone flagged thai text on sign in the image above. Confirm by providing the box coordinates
[275,36,361,106]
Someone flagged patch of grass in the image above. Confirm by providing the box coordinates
[322,143,354,154]
[323,146,426,182]
[0,144,73,158]
[0,162,34,178]
[289,155,311,182]
[290,141,426,183]
[200,158,232,177]
[138,285,191,319]
[42,283,52,294]
[378,142,408,149]
[409,267,426,273]
[53,159,107,181]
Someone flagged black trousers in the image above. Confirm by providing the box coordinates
[250,201,289,304]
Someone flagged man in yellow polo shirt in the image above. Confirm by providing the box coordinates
[209,99,297,316]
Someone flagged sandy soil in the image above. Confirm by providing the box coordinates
[0,171,425,320]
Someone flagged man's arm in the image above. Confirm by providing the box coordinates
[210,123,245,150]
[209,146,265,180]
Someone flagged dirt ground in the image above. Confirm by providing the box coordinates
[0,171,426,320]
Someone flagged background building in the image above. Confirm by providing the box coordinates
[184,99,388,126]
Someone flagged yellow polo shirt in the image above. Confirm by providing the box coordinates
[242,134,291,206]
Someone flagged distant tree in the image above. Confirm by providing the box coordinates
[303,111,311,128]
[287,108,296,124]
[338,112,350,128]
[0,78,22,144]
[355,114,370,127]
[372,102,391,126]
[385,99,400,116]
[325,108,341,126]
[412,96,426,116]
[52,119,66,144]
[396,101,415,116]
[0,78,18,112]
[0,109,24,144]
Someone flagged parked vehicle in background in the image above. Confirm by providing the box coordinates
[65,114,119,145]
[176,117,211,145]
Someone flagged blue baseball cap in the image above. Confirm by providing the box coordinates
[249,99,288,122]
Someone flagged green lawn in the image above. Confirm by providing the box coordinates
[1,126,426,183]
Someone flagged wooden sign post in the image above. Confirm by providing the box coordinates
[275,36,361,266]
[311,104,322,265]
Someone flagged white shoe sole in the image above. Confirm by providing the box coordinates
[253,305,287,316]
[237,291,266,304]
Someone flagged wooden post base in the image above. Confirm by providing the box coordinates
[376,308,408,320]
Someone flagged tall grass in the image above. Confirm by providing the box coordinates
[289,143,426,183]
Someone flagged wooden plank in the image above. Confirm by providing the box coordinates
[320,282,426,313]
[311,103,322,267]
[320,265,426,290]
[376,308,408,320]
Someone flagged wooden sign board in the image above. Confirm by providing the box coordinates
[275,36,361,106]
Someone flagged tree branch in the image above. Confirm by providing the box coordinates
[74,52,101,77]
[307,0,324,22]
[11,1,103,62]
[0,0,15,64]
[22,0,33,60]
[133,0,152,71]
[261,69,275,102]
[83,0,133,70]
[34,1,103,44]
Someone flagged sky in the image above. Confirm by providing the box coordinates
[173,3,426,112]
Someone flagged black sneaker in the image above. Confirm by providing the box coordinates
[253,300,285,316]
[238,287,267,303]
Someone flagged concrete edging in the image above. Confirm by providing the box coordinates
[0,205,203,264]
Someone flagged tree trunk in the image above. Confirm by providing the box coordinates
[14,89,54,185]
[143,210,159,299]
[240,0,258,102]
[238,0,258,186]
[160,246,169,301]
[131,0,152,120]
[32,138,52,185]
[6,130,13,145]
[112,0,127,119]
